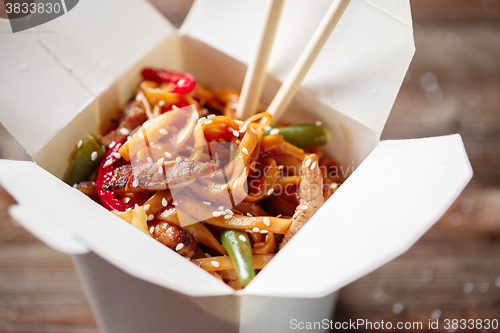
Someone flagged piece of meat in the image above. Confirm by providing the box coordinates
[103,160,214,194]
[102,101,147,147]
[280,154,324,249]
[149,221,197,257]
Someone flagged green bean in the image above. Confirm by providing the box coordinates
[65,134,106,186]
[220,229,255,286]
[263,124,332,148]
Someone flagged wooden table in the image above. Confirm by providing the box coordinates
[1,1,499,332]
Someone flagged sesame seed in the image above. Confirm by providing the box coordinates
[310,161,317,170]
[270,128,280,135]
[147,214,154,221]
[165,152,172,159]
[124,197,130,203]
[91,151,98,161]
[305,159,312,167]
[278,165,284,170]
[132,179,139,187]
[207,114,216,119]
[260,230,268,234]
[109,141,116,149]
[264,126,272,131]
[253,227,260,232]
[175,156,182,163]
[172,201,179,206]
[225,209,233,215]
[242,147,248,155]
[245,230,253,233]
[159,128,168,135]
[198,117,207,123]
[250,127,256,134]
[299,205,308,210]
[293,211,300,218]
[239,235,246,242]
[158,100,165,106]
[276,214,282,218]
[263,217,270,226]
[267,188,274,196]
[144,204,150,211]
[139,131,144,139]
[233,130,239,137]
[315,121,322,126]
[246,213,253,217]
[157,166,163,174]
[185,158,189,161]
[147,157,153,163]
[224,215,232,219]
[134,204,140,212]
[72,183,78,189]
[211,260,220,268]
[330,183,339,190]
[126,208,132,212]
[111,152,121,159]
[203,201,211,205]
[157,158,164,165]
[218,206,224,211]
[77,140,82,148]
[175,243,184,251]
[103,159,113,167]
[149,226,154,233]
[204,120,212,125]
[228,127,234,132]
[162,198,168,207]
[212,211,223,217]
[172,105,179,110]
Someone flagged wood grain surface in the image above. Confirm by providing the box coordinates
[1,1,499,332]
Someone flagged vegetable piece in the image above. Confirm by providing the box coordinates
[66,134,106,186]
[220,229,255,286]
[141,68,196,94]
[95,139,150,211]
[263,124,332,149]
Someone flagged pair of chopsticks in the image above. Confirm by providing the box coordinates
[236,0,351,125]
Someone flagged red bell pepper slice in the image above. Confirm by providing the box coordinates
[96,139,150,211]
[141,68,196,94]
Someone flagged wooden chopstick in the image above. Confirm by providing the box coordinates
[236,0,285,121]
[266,0,351,125]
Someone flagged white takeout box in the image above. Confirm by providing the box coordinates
[0,0,472,332]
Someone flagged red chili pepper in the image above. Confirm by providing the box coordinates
[142,68,196,94]
[96,139,149,211]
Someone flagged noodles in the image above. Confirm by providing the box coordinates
[192,254,275,272]
[252,232,276,255]
[70,67,345,289]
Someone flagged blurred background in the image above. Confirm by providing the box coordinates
[0,0,499,332]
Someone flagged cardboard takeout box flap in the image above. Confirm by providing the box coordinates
[244,134,472,298]
[0,0,175,158]
[0,159,234,296]
[183,0,415,135]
